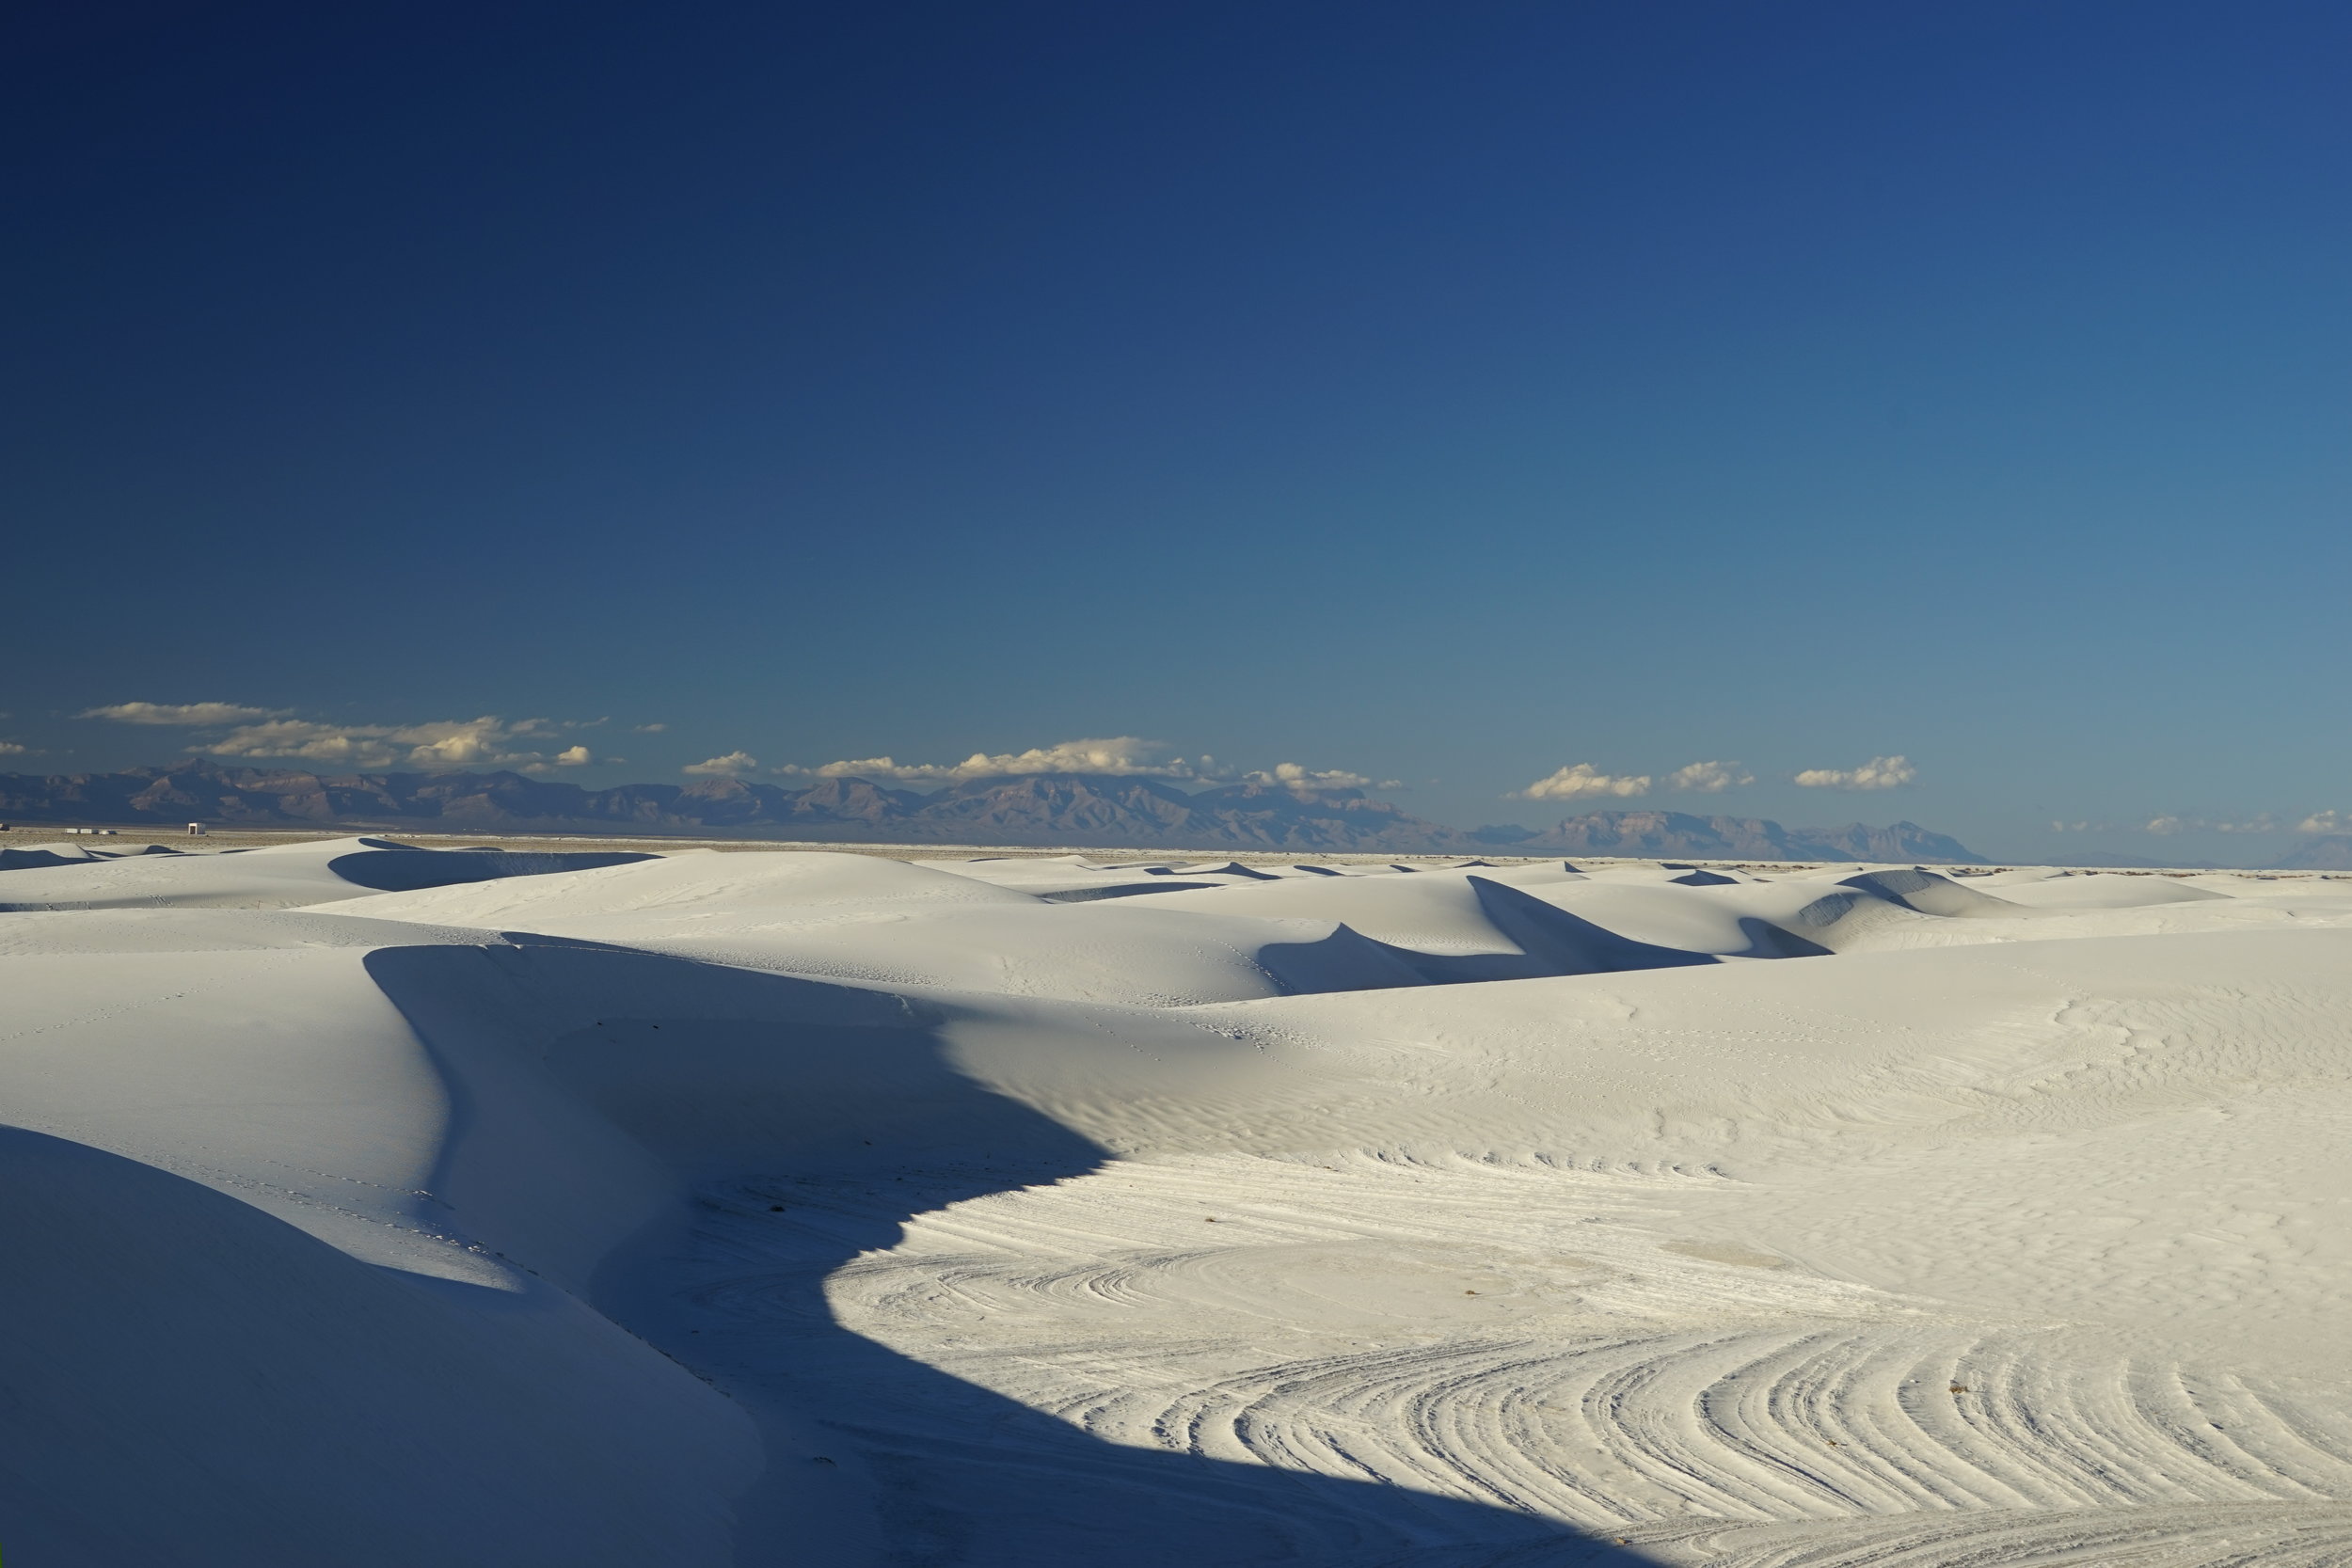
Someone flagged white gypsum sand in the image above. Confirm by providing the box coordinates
[5,841,2352,1563]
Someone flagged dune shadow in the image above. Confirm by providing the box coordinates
[1734,915,1834,958]
[363,941,1659,1568]
[1375,879,1726,983]
[1835,867,2019,917]
[1037,880,1225,902]
[1467,878,1723,977]
[1250,880,1731,992]
[326,847,657,892]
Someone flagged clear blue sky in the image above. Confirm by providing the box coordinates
[5,1,2346,861]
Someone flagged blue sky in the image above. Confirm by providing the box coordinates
[5,2,2347,861]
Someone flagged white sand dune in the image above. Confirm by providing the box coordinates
[0,834,657,911]
[5,844,2352,1563]
[0,839,191,870]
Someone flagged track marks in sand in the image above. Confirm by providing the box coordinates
[755,1154,2352,1565]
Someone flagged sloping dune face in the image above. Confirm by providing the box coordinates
[7,847,2352,1565]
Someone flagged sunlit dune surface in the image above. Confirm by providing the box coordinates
[7,837,2352,1564]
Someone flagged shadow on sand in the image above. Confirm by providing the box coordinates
[364,941,1663,1568]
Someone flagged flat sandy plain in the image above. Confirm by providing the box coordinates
[6,821,1577,863]
[5,832,2351,1566]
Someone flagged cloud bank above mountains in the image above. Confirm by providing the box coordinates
[59,704,2347,852]
[79,710,1389,798]
[1514,756,1911,801]
[78,703,1924,813]
[770,736,1221,784]
[1246,761,1394,791]
[1514,764,1654,801]
[746,739,1399,793]
[81,705,609,773]
[680,751,763,777]
[55,705,1936,816]
[1667,760,1756,793]
[1793,755,1917,791]
[80,702,290,726]
[200,718,600,772]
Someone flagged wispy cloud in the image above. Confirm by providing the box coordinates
[81,701,289,726]
[1667,760,1753,793]
[0,741,27,756]
[634,722,668,733]
[1513,763,1651,801]
[1793,755,1915,791]
[682,751,761,776]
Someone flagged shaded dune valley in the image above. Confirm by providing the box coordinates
[7,838,2352,1564]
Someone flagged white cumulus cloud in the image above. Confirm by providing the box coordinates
[81,701,289,726]
[1513,764,1652,801]
[554,745,593,767]
[1667,760,1753,793]
[2299,811,2346,834]
[774,754,954,783]
[1240,762,1399,792]
[682,752,761,776]
[946,737,1212,780]
[0,741,26,756]
[1793,755,1916,791]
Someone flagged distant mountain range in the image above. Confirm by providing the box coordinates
[1466,810,1987,864]
[0,762,1470,852]
[0,760,2019,863]
[2274,835,2352,871]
